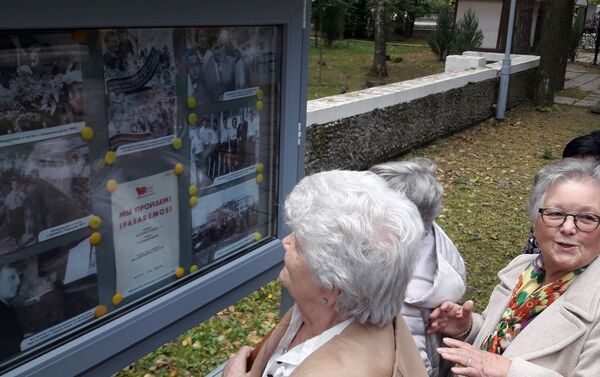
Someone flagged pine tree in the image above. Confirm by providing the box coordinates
[569,8,586,62]
[427,4,454,61]
[450,9,484,55]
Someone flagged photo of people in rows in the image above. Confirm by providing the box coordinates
[101,29,177,151]
[191,179,259,267]
[185,26,278,105]
[0,237,98,361]
[190,106,259,188]
[0,32,85,136]
[0,135,90,255]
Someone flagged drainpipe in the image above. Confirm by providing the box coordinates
[496,0,517,120]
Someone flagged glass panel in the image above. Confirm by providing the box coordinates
[0,25,281,368]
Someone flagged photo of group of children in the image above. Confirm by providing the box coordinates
[190,105,260,188]
[101,28,177,152]
[0,237,98,360]
[0,32,85,136]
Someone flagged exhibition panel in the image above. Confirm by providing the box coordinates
[0,1,309,375]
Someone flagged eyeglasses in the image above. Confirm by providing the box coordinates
[538,208,600,232]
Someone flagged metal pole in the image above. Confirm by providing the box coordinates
[496,0,517,120]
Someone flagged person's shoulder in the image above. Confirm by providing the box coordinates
[497,255,535,283]
[297,321,396,377]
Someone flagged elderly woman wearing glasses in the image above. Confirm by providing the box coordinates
[224,170,429,377]
[429,159,600,377]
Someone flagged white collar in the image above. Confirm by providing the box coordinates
[262,305,352,377]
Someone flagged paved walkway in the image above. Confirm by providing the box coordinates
[554,55,600,108]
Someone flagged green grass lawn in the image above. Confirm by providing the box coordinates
[308,39,444,99]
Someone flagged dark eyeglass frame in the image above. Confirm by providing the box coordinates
[538,208,600,232]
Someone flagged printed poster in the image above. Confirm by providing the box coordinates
[191,179,259,266]
[0,236,98,358]
[184,26,277,104]
[0,133,91,255]
[190,104,260,189]
[111,170,179,296]
[0,32,85,137]
[101,29,177,155]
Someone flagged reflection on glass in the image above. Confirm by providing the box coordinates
[0,25,281,369]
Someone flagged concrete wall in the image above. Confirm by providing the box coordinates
[304,52,538,175]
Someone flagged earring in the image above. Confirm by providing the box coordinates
[321,297,328,305]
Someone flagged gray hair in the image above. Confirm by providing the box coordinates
[527,158,600,224]
[370,157,443,230]
[284,170,424,327]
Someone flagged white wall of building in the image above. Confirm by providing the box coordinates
[456,0,503,50]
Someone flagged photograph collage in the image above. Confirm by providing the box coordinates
[0,31,97,363]
[184,26,278,267]
[0,25,279,364]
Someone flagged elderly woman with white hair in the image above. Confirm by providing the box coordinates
[371,158,466,377]
[224,170,429,377]
[429,159,600,377]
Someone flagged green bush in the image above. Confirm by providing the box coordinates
[570,8,585,62]
[450,8,484,55]
[427,4,454,61]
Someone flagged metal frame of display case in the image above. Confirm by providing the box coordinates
[0,0,310,376]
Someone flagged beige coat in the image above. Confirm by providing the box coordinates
[249,310,428,377]
[465,254,600,377]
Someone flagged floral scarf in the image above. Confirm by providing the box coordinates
[480,254,585,354]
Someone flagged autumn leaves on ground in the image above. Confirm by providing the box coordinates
[116,40,600,377]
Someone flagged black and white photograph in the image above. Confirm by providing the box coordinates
[0,32,85,137]
[191,179,259,267]
[190,105,260,188]
[184,26,278,105]
[0,134,91,255]
[101,28,177,152]
[0,236,98,361]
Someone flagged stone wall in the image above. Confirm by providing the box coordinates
[304,54,538,175]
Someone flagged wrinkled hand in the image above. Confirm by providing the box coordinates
[428,300,474,337]
[437,337,511,377]
[222,346,253,377]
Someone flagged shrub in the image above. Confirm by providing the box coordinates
[569,8,585,62]
[450,8,484,55]
[427,4,454,61]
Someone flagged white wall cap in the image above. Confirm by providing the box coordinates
[307,68,496,126]
[305,53,540,127]
[445,55,487,72]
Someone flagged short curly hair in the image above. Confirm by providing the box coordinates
[284,170,424,327]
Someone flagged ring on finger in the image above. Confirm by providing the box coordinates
[466,356,471,367]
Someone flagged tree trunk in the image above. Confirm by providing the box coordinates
[595,18,600,65]
[496,0,511,51]
[532,1,545,51]
[370,0,388,79]
[533,0,574,107]
[404,15,415,38]
[512,0,536,54]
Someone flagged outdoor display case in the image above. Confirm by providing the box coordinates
[0,1,310,376]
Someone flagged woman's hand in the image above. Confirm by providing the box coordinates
[428,300,474,337]
[437,337,511,377]
[222,346,253,377]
